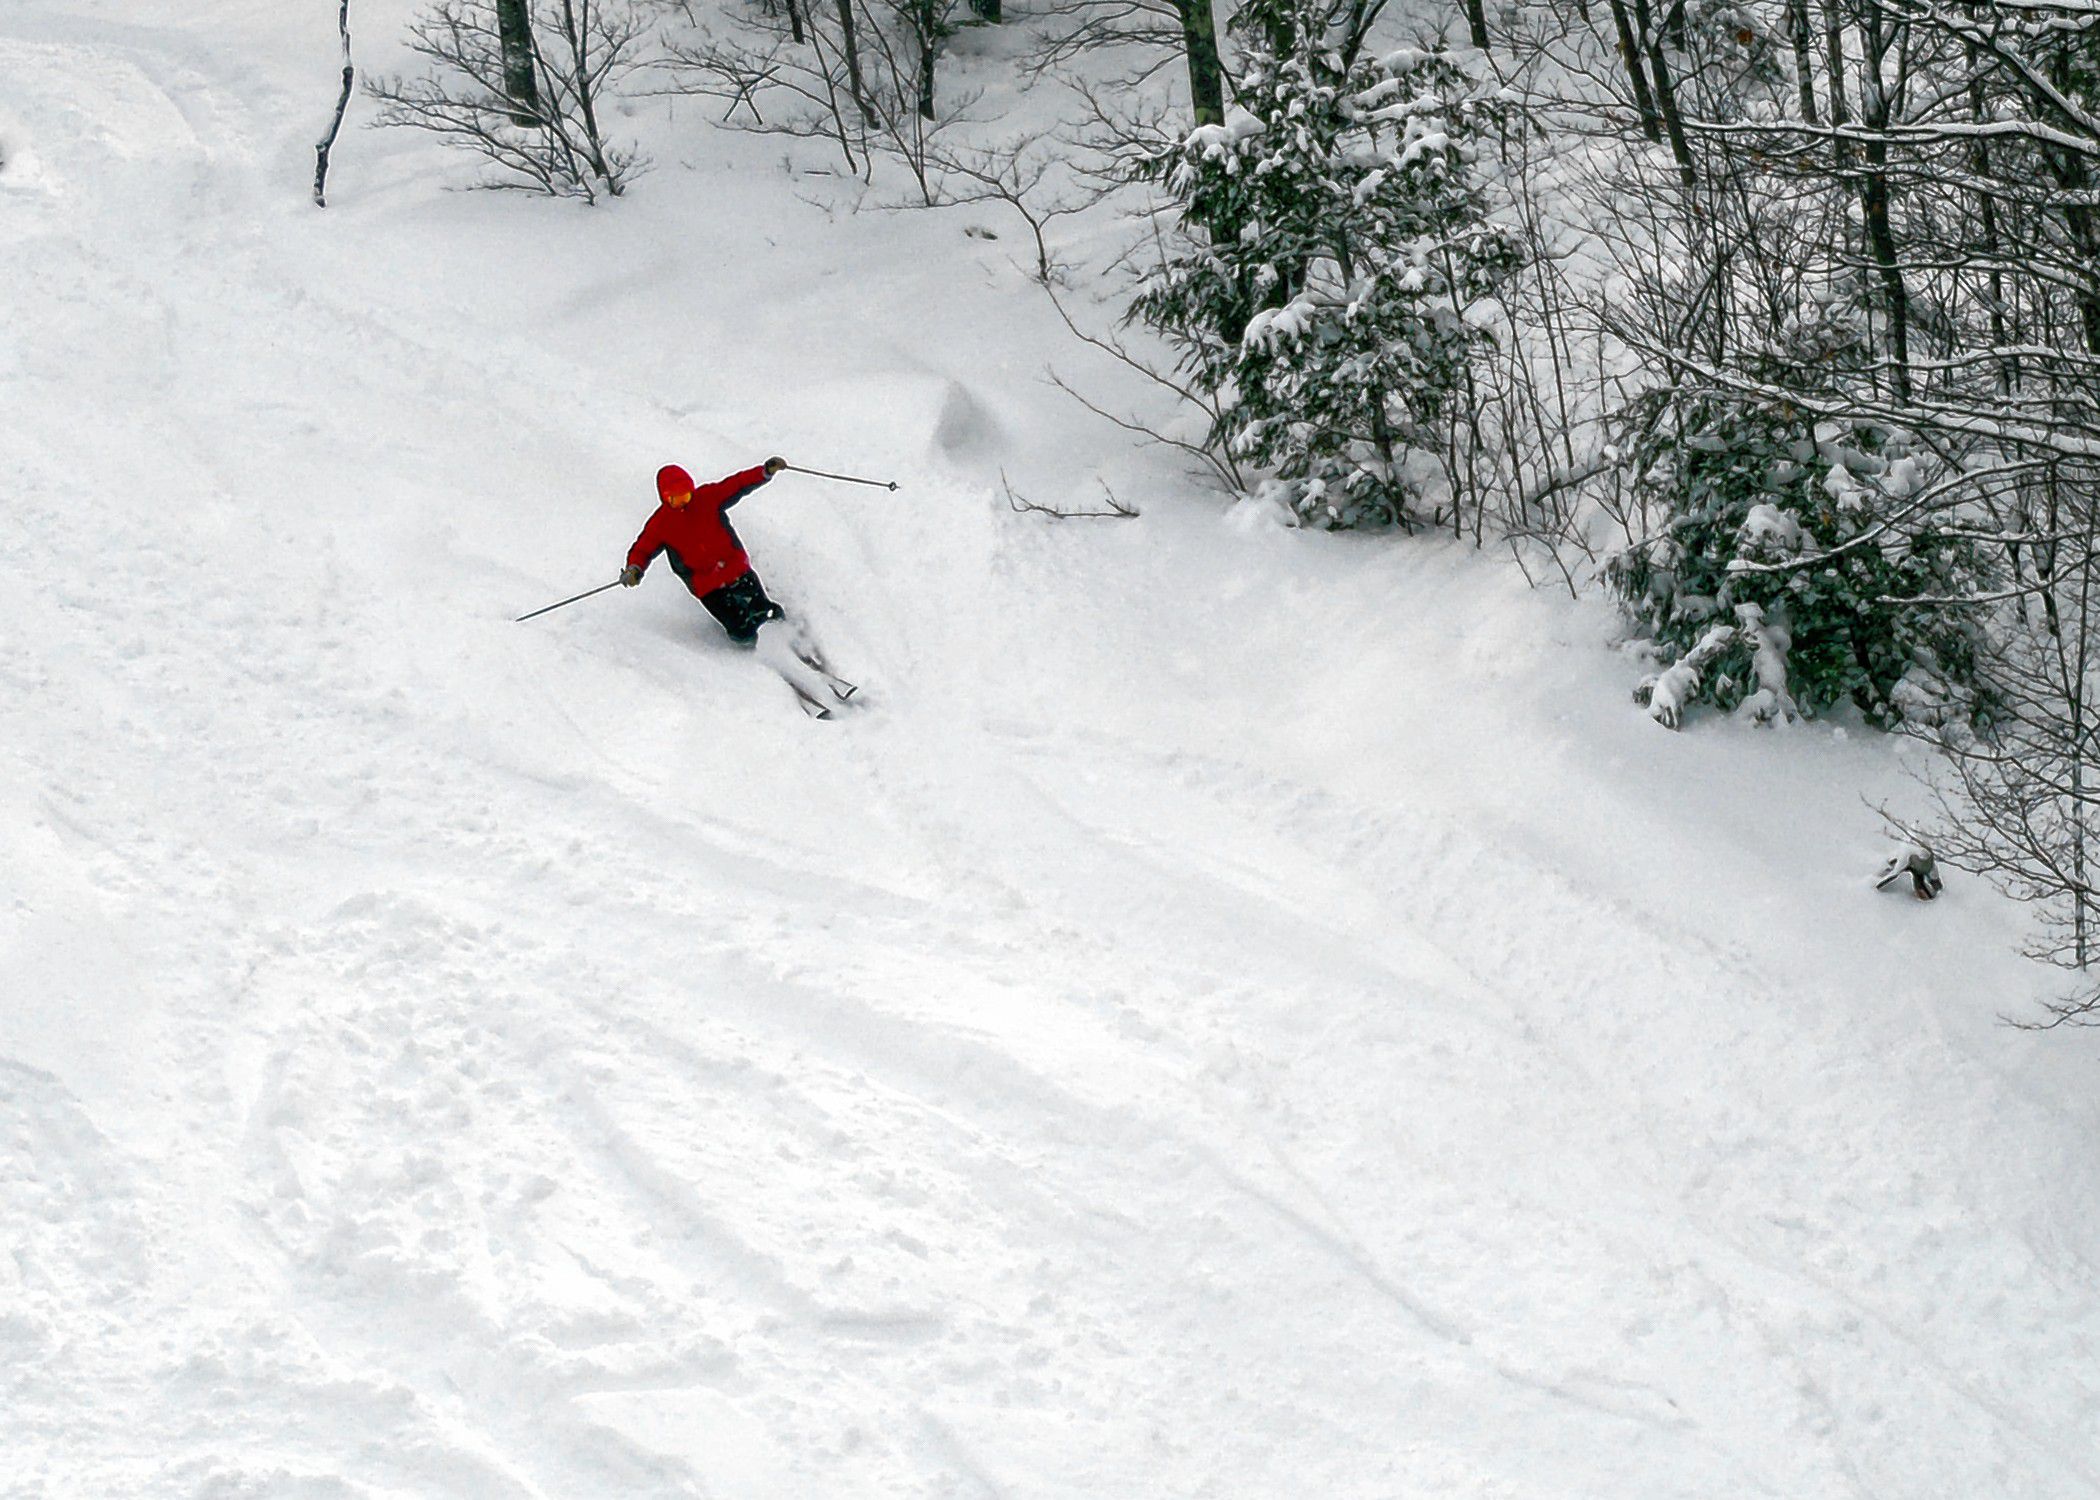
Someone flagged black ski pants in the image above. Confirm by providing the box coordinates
[698,571,785,646]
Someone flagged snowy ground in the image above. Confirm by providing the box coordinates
[5,4,2100,1497]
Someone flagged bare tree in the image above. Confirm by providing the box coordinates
[368,0,649,200]
[660,5,874,176]
[903,132,1094,281]
[1889,517,2100,1024]
[1043,278,1250,495]
[1022,0,1227,127]
[660,0,975,197]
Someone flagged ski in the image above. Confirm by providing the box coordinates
[755,621,858,717]
[791,645,860,702]
[790,683,835,719]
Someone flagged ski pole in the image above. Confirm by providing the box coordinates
[782,463,900,492]
[515,578,623,623]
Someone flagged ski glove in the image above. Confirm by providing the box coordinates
[764,456,787,476]
[620,565,643,587]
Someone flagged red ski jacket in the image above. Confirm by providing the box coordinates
[627,465,772,595]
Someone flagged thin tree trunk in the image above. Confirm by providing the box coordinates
[1178,0,1227,127]
[1337,240,1402,489]
[1787,0,1819,122]
[1463,0,1489,49]
[1856,2,1909,400]
[314,0,354,207]
[916,0,937,120]
[1966,47,2014,395]
[495,0,540,119]
[1856,163,1909,398]
[1181,0,1238,344]
[785,0,807,45]
[2074,561,2092,967]
[1822,0,1851,171]
[2061,195,2100,366]
[2040,41,2100,375]
[559,0,617,192]
[1605,0,1662,142]
[1635,0,1697,184]
[834,0,871,123]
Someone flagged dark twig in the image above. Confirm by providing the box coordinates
[1001,471,1139,519]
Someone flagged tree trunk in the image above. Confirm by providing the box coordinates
[1786,0,1818,123]
[314,0,354,207]
[2037,42,2100,373]
[495,0,540,119]
[1634,0,1697,184]
[834,0,871,124]
[916,0,937,120]
[2075,650,2092,969]
[1858,159,1910,394]
[1822,0,1850,170]
[969,0,1001,20]
[1180,0,1237,342]
[556,0,617,193]
[1855,4,1909,401]
[1463,0,1489,50]
[1966,47,2013,394]
[1179,0,1226,127]
[1606,0,1662,144]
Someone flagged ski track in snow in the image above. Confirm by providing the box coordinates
[5,9,2100,1499]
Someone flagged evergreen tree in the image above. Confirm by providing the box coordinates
[1130,1,1519,526]
[1608,388,1991,728]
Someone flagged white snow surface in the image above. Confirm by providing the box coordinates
[5,5,2100,1497]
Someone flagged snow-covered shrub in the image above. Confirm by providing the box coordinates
[1127,2,1520,528]
[1609,392,1989,728]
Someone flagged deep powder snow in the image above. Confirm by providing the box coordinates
[4,5,2099,1498]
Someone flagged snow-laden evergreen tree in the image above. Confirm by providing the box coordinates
[1607,290,1991,729]
[1602,128,2001,737]
[1129,0,1519,527]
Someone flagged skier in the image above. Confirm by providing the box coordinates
[620,457,789,644]
[620,457,857,715]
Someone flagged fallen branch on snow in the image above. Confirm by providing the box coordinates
[1002,472,1138,521]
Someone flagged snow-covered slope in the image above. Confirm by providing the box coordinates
[5,5,2100,1497]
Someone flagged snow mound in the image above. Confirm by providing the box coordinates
[0,109,48,203]
[929,378,999,456]
[0,38,199,173]
[769,373,1003,465]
